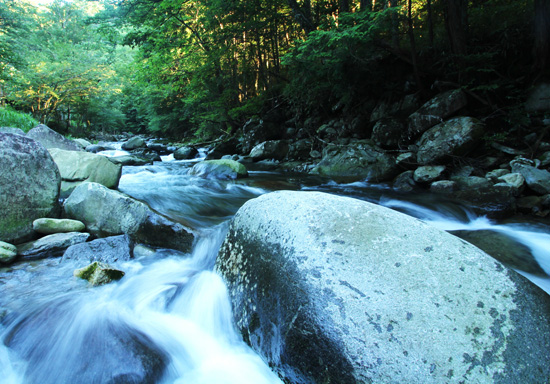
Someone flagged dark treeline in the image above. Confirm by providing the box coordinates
[0,0,548,140]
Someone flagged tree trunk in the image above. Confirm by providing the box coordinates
[427,0,434,47]
[407,0,423,93]
[534,0,550,76]
[287,0,314,34]
[445,0,468,55]
[389,0,400,48]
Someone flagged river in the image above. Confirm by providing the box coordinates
[1,154,549,383]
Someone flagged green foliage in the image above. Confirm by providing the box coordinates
[0,105,38,132]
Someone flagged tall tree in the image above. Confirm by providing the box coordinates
[534,0,550,77]
[445,0,468,55]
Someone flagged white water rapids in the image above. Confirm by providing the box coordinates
[1,161,549,383]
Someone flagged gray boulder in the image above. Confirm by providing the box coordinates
[0,133,61,244]
[216,191,550,384]
[413,165,446,183]
[287,139,313,161]
[416,117,484,165]
[188,160,248,180]
[73,138,92,149]
[392,170,416,192]
[311,143,398,182]
[510,158,550,195]
[64,183,194,252]
[495,173,525,195]
[121,136,146,150]
[0,127,25,136]
[86,144,115,153]
[249,140,289,161]
[74,261,125,286]
[108,155,152,166]
[371,118,404,148]
[48,148,122,198]
[26,124,82,151]
[408,89,468,137]
[0,241,17,264]
[63,235,133,264]
[33,218,85,235]
[173,146,198,160]
[430,180,457,193]
[17,232,90,259]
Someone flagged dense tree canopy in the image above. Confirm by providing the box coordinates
[0,0,546,139]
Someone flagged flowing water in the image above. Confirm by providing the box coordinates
[1,156,549,383]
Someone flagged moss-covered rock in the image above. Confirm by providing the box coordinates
[0,241,17,264]
[188,159,248,179]
[74,261,125,286]
[33,218,86,235]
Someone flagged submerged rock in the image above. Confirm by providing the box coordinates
[0,133,61,244]
[74,261,125,286]
[188,159,248,180]
[0,241,17,264]
[17,232,90,259]
[216,191,550,384]
[48,148,122,198]
[64,182,194,253]
[33,218,86,235]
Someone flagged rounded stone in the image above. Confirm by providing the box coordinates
[33,218,86,235]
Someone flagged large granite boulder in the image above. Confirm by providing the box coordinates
[408,89,468,138]
[188,160,248,180]
[311,143,398,182]
[416,117,484,165]
[64,183,194,252]
[26,124,82,151]
[0,133,61,244]
[216,191,550,384]
[48,148,122,198]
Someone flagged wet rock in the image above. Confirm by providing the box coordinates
[121,136,146,150]
[33,218,86,235]
[371,118,404,148]
[0,241,17,264]
[108,155,152,166]
[416,117,484,165]
[450,230,546,275]
[413,165,446,183]
[451,186,517,218]
[393,170,416,192]
[26,124,83,151]
[17,232,90,259]
[430,180,457,193]
[249,140,289,161]
[64,183,194,253]
[510,158,550,195]
[188,160,248,180]
[63,235,133,264]
[216,191,550,384]
[86,144,115,153]
[240,118,283,154]
[452,175,492,190]
[408,89,468,137]
[311,143,398,182]
[395,152,416,170]
[495,173,525,195]
[0,133,61,244]
[173,146,198,160]
[48,148,122,198]
[74,261,125,286]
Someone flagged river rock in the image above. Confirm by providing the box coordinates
[174,146,198,160]
[371,118,404,148]
[0,127,25,135]
[188,160,248,180]
[26,124,82,151]
[33,218,85,235]
[108,155,152,166]
[311,143,398,182]
[0,133,61,244]
[0,241,17,264]
[249,140,289,161]
[287,139,312,161]
[416,117,484,165]
[393,170,416,192]
[451,186,517,218]
[216,191,550,384]
[73,138,92,149]
[48,148,122,198]
[408,89,468,137]
[510,158,550,195]
[64,182,194,253]
[86,144,115,153]
[430,179,457,193]
[17,232,90,259]
[486,168,510,182]
[495,173,525,195]
[74,261,125,286]
[63,235,133,264]
[121,136,146,150]
[413,165,446,183]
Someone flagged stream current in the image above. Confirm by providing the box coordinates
[1,154,549,383]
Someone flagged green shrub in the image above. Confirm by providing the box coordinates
[0,106,38,132]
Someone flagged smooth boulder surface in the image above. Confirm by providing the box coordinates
[173,146,198,160]
[416,116,484,165]
[188,159,248,180]
[26,124,82,151]
[121,136,146,150]
[63,235,133,264]
[0,133,61,244]
[17,232,90,259]
[33,218,85,235]
[64,183,194,253]
[48,148,122,197]
[0,241,17,264]
[311,143,398,182]
[216,191,550,384]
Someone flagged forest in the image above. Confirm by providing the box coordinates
[0,0,548,141]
